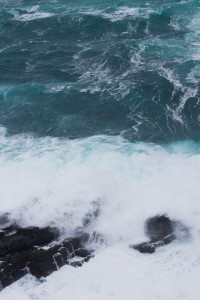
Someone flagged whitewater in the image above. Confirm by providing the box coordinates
[0,0,200,299]
[0,128,200,299]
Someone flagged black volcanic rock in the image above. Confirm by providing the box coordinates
[29,248,58,278]
[28,233,92,278]
[0,251,30,287]
[0,224,93,290]
[145,215,174,242]
[131,215,189,254]
[132,242,156,254]
[0,226,60,257]
[75,248,90,257]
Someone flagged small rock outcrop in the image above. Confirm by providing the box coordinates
[145,215,174,242]
[131,215,190,254]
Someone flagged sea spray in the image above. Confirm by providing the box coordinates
[0,0,200,299]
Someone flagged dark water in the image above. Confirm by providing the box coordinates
[0,0,200,141]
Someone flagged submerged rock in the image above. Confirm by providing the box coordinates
[131,215,190,254]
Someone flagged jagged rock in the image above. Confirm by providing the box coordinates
[131,215,189,254]
[67,256,92,267]
[28,233,91,278]
[29,248,58,277]
[0,226,60,257]
[0,224,93,290]
[0,250,30,287]
[75,248,92,258]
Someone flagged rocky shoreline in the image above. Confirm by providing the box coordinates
[0,213,189,290]
[0,224,93,290]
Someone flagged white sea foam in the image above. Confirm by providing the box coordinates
[0,132,200,299]
[158,65,198,125]
[1,241,200,300]
[14,12,55,21]
[12,6,55,22]
[81,6,155,22]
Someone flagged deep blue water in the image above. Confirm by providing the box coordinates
[0,0,200,142]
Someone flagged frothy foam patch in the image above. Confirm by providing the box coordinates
[12,6,55,22]
[0,132,200,243]
[80,6,155,22]
[14,12,55,21]
[1,242,200,300]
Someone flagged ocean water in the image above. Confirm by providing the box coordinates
[0,0,200,299]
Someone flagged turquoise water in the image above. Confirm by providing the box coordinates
[1,2,200,299]
[0,0,200,141]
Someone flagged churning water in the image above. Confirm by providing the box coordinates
[0,0,200,299]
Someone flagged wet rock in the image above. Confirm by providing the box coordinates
[29,248,58,278]
[67,249,94,268]
[131,215,189,254]
[0,225,92,290]
[28,233,90,278]
[0,251,30,288]
[131,242,156,254]
[54,253,65,268]
[58,247,68,261]
[0,226,60,257]
[75,248,93,258]
[145,215,174,242]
